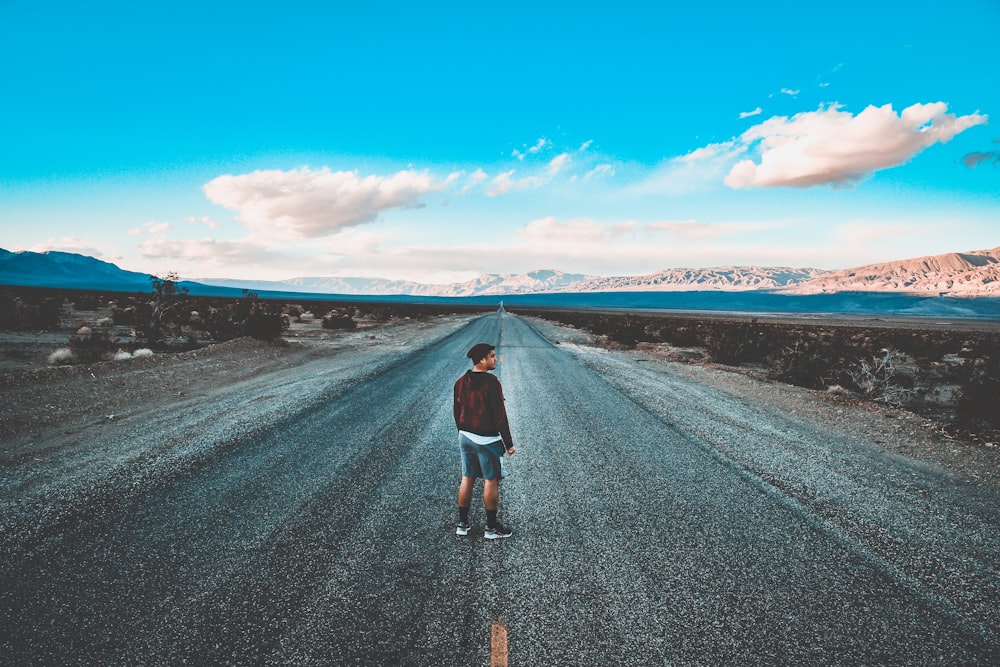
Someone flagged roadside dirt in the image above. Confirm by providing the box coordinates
[0,315,467,445]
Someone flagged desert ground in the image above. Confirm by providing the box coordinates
[2,302,997,485]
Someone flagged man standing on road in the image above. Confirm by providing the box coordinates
[453,342,516,539]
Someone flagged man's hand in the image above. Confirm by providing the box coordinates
[506,446,516,456]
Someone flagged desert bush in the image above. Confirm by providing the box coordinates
[704,322,766,365]
[322,310,357,331]
[768,341,839,389]
[245,311,287,340]
[954,355,1000,429]
[606,315,647,348]
[71,294,102,310]
[68,329,120,363]
[847,348,914,407]
[205,292,288,341]
[111,304,136,326]
[0,293,64,331]
[130,273,191,347]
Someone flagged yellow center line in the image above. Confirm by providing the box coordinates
[490,620,509,667]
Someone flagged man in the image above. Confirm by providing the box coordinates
[453,342,517,539]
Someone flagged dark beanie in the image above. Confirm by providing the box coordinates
[466,342,495,364]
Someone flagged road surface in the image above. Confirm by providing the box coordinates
[2,311,997,665]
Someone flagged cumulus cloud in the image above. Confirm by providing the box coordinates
[739,107,762,119]
[202,167,442,238]
[138,237,277,265]
[780,88,800,96]
[723,102,988,189]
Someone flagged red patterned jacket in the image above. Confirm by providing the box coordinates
[453,370,514,449]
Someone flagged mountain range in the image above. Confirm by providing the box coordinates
[1,245,999,298]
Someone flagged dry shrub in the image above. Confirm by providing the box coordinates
[68,329,120,363]
[704,323,766,365]
[322,311,357,331]
[848,349,914,407]
[955,355,1000,430]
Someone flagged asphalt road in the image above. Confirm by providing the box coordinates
[2,311,998,665]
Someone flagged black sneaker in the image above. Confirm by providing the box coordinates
[484,524,513,540]
[456,522,471,536]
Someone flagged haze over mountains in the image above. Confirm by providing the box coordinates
[195,248,1000,297]
[1,246,999,298]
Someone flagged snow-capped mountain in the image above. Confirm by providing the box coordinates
[784,247,1000,296]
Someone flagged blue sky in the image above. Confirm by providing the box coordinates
[2,1,998,283]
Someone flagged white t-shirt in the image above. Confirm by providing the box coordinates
[459,430,502,445]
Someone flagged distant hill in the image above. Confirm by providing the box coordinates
[3,246,1000,303]
[563,266,827,292]
[0,249,242,296]
[784,247,1000,295]
[0,249,154,291]
[198,269,596,297]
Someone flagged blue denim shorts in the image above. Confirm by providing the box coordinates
[459,433,505,480]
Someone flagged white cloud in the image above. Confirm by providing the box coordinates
[547,153,570,175]
[579,140,593,151]
[186,216,221,229]
[512,137,550,160]
[679,140,739,163]
[739,107,762,119]
[724,102,988,189]
[645,220,779,239]
[128,221,171,236]
[138,237,275,265]
[485,169,546,196]
[781,88,800,96]
[461,168,489,193]
[584,163,615,180]
[516,216,636,243]
[26,237,107,258]
[486,170,516,196]
[202,166,442,238]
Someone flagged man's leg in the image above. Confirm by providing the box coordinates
[458,476,474,523]
[482,478,512,538]
[483,478,499,529]
[483,478,499,511]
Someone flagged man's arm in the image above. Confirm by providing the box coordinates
[490,378,515,451]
